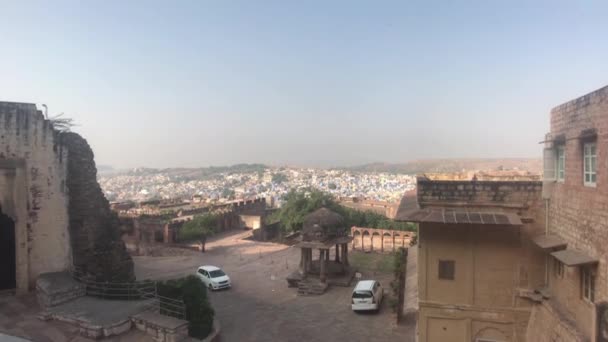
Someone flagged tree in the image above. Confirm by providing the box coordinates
[271,189,416,233]
[271,189,339,232]
[179,213,218,252]
[328,183,337,190]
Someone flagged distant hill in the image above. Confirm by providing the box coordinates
[97,164,117,174]
[346,158,542,175]
[124,163,268,180]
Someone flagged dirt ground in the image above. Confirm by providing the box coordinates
[134,230,416,342]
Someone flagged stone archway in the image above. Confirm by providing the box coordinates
[0,208,16,290]
[371,231,381,251]
[362,231,371,252]
[383,232,393,252]
[393,233,403,249]
[474,327,509,341]
[353,230,361,249]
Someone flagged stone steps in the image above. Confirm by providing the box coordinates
[297,280,328,296]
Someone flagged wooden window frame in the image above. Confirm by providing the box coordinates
[556,145,565,182]
[581,267,595,303]
[438,259,455,280]
[583,142,597,187]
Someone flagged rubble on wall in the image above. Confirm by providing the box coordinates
[60,132,134,282]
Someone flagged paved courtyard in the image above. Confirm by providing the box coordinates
[0,293,149,342]
[135,230,416,342]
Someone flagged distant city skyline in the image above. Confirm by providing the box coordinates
[1,1,607,168]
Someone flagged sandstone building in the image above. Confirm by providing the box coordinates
[525,85,608,341]
[0,102,133,295]
[397,85,608,341]
[396,173,545,341]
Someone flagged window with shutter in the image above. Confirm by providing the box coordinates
[438,260,455,280]
[584,142,597,187]
[556,145,565,182]
[543,148,556,181]
[581,267,595,302]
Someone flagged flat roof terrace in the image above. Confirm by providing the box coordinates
[394,173,543,223]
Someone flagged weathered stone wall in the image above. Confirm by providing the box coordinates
[417,178,543,214]
[526,301,586,342]
[338,198,395,217]
[162,199,267,244]
[0,102,71,293]
[417,223,544,342]
[60,132,134,282]
[532,85,608,340]
[409,177,546,342]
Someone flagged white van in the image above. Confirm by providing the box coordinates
[351,280,383,312]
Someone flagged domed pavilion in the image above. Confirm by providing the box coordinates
[287,208,354,294]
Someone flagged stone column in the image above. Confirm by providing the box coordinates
[335,244,340,262]
[325,249,330,261]
[163,224,172,244]
[342,244,349,266]
[305,248,312,274]
[320,250,327,283]
[299,248,305,275]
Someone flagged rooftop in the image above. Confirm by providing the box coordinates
[395,173,542,224]
[420,170,541,182]
[402,208,522,226]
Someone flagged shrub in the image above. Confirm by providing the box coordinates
[157,276,215,339]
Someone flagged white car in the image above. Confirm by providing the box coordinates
[196,265,231,290]
[351,280,383,312]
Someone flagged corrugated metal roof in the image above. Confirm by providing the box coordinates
[400,208,522,226]
[532,234,567,250]
[551,249,598,266]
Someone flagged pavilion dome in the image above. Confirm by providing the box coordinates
[302,208,346,242]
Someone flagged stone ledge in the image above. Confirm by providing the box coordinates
[131,311,189,342]
[43,310,132,339]
[36,271,85,309]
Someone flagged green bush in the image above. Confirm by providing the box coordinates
[178,213,218,242]
[157,276,215,339]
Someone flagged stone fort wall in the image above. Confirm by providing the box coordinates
[0,102,134,292]
[0,102,70,293]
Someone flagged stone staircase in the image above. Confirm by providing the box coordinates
[297,280,328,296]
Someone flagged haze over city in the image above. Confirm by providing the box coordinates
[2,1,608,168]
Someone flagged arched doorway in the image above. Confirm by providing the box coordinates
[0,209,16,290]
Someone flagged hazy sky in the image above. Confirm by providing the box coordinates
[1,1,607,168]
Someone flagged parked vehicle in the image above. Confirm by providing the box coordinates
[351,280,383,312]
[196,265,231,290]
